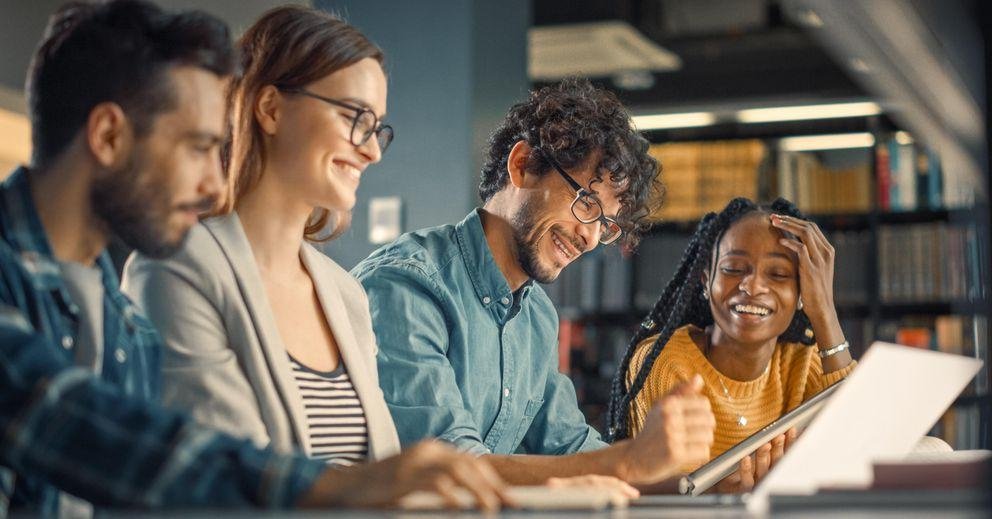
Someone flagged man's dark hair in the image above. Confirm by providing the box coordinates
[605,197,816,442]
[26,0,236,167]
[478,78,663,248]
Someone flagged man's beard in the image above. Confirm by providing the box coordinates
[90,154,195,259]
[510,197,561,284]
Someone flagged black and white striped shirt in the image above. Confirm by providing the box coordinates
[289,355,369,466]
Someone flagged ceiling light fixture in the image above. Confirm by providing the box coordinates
[736,102,881,123]
[632,112,717,130]
[779,132,875,151]
[894,131,914,145]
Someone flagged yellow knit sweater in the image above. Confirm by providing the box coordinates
[627,325,855,471]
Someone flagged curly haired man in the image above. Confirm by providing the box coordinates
[354,78,717,489]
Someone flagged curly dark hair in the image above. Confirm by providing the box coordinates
[605,197,817,442]
[478,78,663,248]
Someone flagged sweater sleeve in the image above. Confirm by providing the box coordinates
[626,336,691,436]
[804,348,857,399]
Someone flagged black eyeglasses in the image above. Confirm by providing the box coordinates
[278,87,393,155]
[534,146,623,245]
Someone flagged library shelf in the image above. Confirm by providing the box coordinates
[545,115,990,450]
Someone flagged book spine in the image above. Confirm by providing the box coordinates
[876,142,892,211]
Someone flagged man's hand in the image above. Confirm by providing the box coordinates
[715,427,798,493]
[617,375,715,484]
[298,440,511,511]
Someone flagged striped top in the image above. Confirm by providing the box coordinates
[289,355,369,466]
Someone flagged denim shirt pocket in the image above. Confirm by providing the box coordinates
[508,398,545,453]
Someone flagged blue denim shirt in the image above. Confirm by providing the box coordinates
[353,209,606,456]
[0,167,324,516]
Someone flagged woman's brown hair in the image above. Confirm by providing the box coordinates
[218,5,384,241]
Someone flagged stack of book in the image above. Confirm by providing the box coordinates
[830,230,872,304]
[544,245,633,315]
[777,151,873,214]
[877,313,988,394]
[875,136,944,211]
[935,406,986,450]
[647,140,764,222]
[877,223,987,303]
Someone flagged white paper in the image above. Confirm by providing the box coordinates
[748,342,983,514]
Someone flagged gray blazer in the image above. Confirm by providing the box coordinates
[122,213,401,460]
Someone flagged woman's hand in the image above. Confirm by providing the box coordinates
[299,440,513,511]
[714,428,798,493]
[769,214,836,320]
[770,215,849,361]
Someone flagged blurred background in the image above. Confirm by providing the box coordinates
[0,0,988,449]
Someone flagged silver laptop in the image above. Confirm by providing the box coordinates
[632,342,982,513]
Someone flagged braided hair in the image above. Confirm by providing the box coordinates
[605,197,816,442]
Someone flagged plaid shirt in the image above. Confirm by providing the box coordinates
[0,167,325,516]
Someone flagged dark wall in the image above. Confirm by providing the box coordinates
[0,1,63,100]
[315,0,530,269]
[1,0,530,269]
[0,1,311,109]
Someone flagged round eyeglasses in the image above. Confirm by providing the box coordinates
[278,87,393,155]
[534,146,623,245]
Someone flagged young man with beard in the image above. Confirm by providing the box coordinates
[1,1,509,515]
[354,79,717,487]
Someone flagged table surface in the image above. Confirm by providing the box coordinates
[78,489,989,519]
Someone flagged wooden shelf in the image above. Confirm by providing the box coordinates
[874,302,992,317]
[647,206,988,235]
[562,301,990,324]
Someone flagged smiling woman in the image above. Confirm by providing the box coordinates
[123,4,397,469]
[607,197,856,493]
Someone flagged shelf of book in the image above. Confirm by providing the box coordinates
[648,208,988,234]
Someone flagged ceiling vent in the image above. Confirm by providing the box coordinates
[528,21,681,81]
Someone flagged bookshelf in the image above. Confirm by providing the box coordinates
[545,115,991,450]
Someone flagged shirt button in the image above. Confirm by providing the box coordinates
[115,348,127,363]
[482,296,491,304]
[61,335,74,349]
[503,388,510,398]
[500,296,510,305]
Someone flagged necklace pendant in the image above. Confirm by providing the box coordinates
[737,415,748,427]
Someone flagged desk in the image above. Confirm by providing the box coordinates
[84,489,988,519]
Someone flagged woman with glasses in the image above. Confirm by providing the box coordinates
[120,6,515,506]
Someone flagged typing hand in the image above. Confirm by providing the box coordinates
[299,440,512,511]
[715,427,798,493]
[620,375,716,484]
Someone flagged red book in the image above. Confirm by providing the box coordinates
[875,143,891,211]
[557,320,584,374]
[896,327,932,349]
